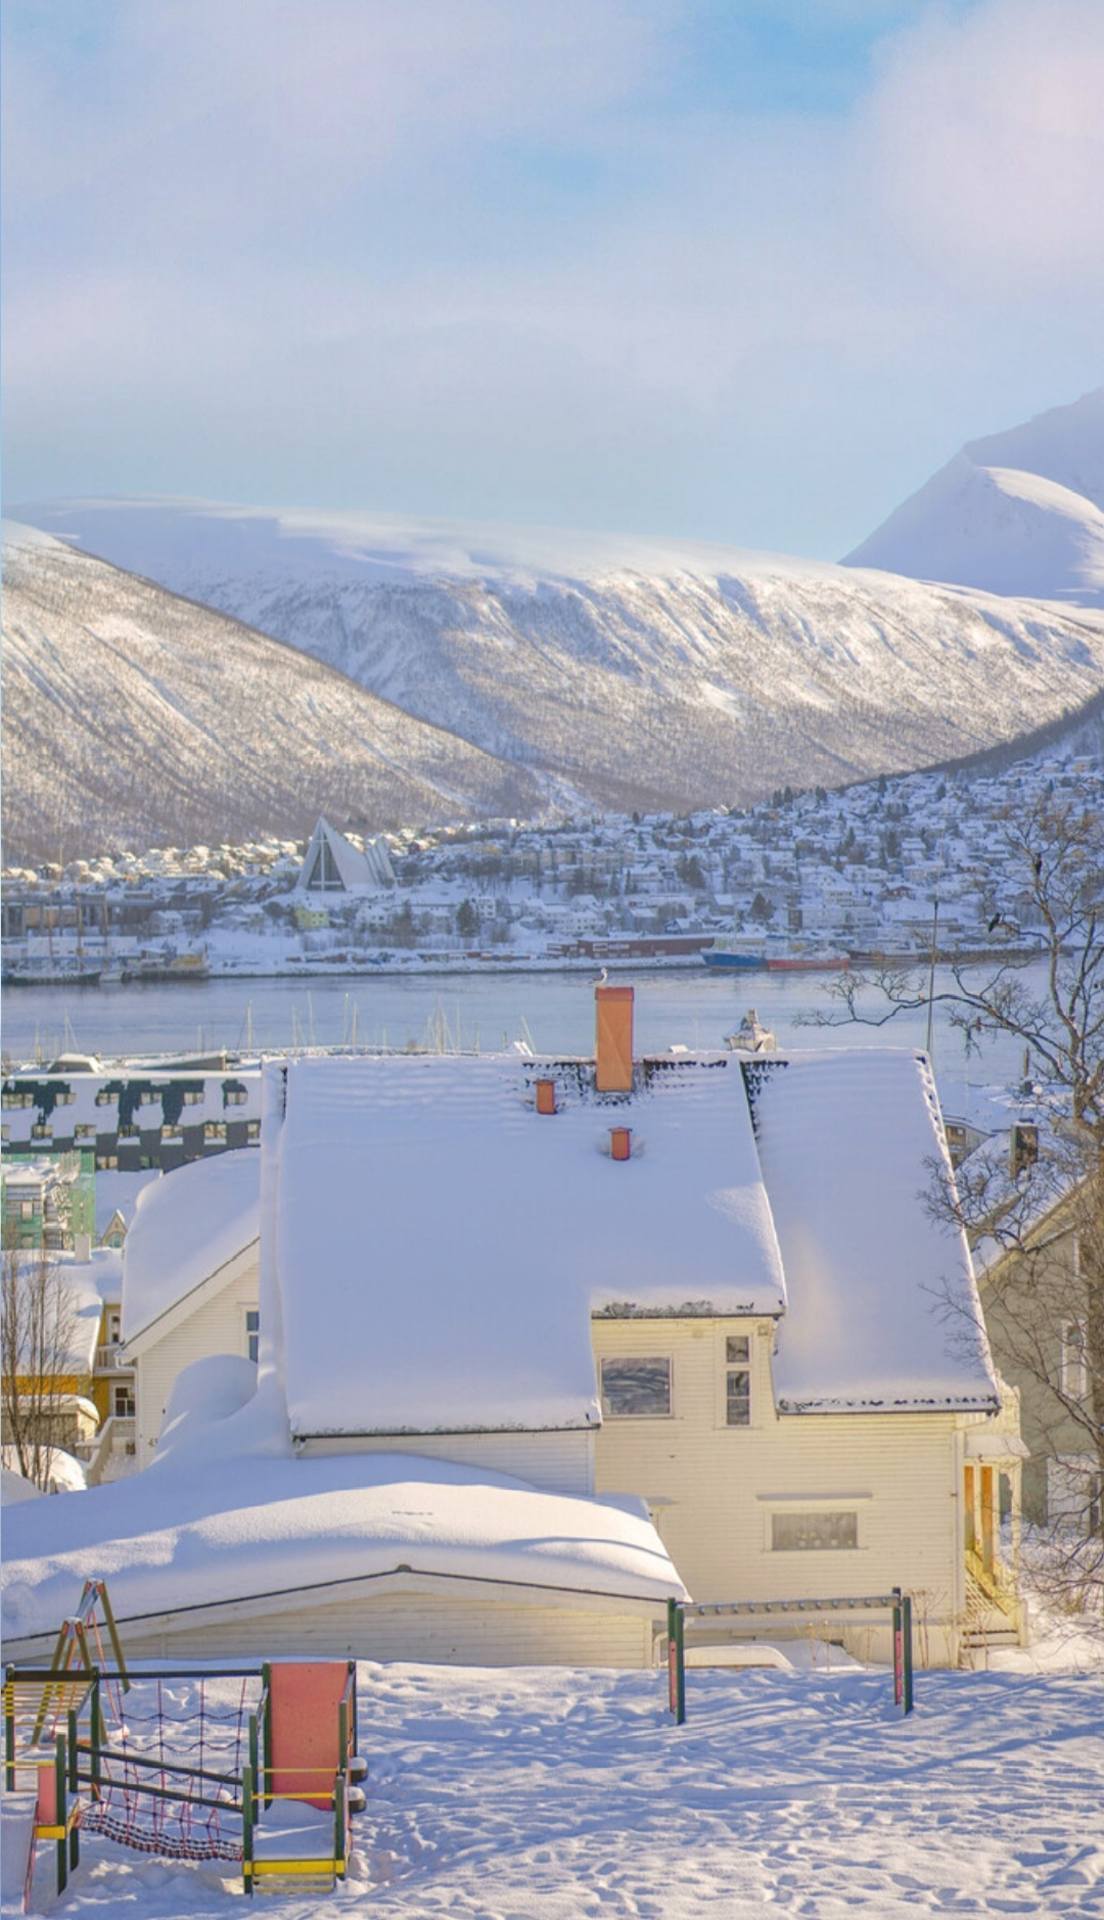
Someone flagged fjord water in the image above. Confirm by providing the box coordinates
[1,964,1045,1095]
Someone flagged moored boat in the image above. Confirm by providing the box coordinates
[702,949,765,971]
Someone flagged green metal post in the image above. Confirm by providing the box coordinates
[95,1583,130,1692]
[674,1605,686,1724]
[90,1677,103,1795]
[248,1710,259,1810]
[892,1588,903,1710]
[241,1763,254,1897]
[54,1735,68,1895]
[5,1667,15,1792]
[335,1772,346,1881]
[67,1710,79,1794]
[902,1595,915,1715]
[262,1664,273,1809]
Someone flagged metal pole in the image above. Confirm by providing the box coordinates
[892,1587,903,1710]
[902,1595,914,1715]
[675,1606,686,1725]
[4,1667,15,1792]
[925,897,939,1059]
[55,1735,68,1895]
[242,1762,254,1896]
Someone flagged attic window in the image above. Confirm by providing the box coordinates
[600,1357,671,1418]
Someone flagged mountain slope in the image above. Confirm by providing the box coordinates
[0,525,546,861]
[843,388,1104,605]
[11,499,1104,821]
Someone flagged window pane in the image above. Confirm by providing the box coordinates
[726,1369,751,1426]
[601,1357,671,1417]
[726,1336,750,1363]
[771,1511,858,1551]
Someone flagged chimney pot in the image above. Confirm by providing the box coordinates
[609,1125,632,1162]
[535,1078,557,1116]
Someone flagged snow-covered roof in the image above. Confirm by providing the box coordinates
[1,1409,686,1643]
[751,1051,998,1414]
[1,1248,119,1373]
[122,1149,259,1342]
[273,1052,786,1439]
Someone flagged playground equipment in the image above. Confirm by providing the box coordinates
[4,1583,366,1905]
[665,1588,915,1724]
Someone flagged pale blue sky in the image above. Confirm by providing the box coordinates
[4,0,1102,557]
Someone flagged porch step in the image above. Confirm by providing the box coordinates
[962,1628,1021,1649]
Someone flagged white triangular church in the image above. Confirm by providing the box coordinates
[297,817,394,894]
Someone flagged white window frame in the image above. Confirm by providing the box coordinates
[769,1509,860,1553]
[599,1355,673,1419]
[723,1332,752,1428]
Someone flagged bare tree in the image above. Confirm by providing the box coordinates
[810,795,1103,1598]
[1,1235,81,1491]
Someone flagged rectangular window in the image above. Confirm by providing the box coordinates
[97,1155,118,1170]
[246,1121,260,1142]
[161,1124,182,1142]
[30,1124,52,1140]
[19,1200,35,1219]
[113,1386,135,1418]
[1060,1321,1089,1399]
[725,1334,751,1426]
[74,1124,95,1140]
[600,1356,671,1418]
[205,1122,227,1142]
[95,1090,113,1107]
[245,1308,260,1364]
[182,1089,204,1105]
[55,1090,76,1105]
[771,1511,858,1552]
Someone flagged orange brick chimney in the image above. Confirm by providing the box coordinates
[595,983,634,1093]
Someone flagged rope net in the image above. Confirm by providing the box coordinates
[80,1676,256,1864]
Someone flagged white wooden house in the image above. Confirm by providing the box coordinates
[3,986,1025,1669]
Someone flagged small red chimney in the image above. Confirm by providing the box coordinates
[535,1077,557,1116]
[609,1125,632,1162]
[595,983,634,1093]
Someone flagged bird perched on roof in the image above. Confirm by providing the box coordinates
[597,966,609,984]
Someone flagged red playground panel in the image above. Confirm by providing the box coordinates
[266,1662,356,1811]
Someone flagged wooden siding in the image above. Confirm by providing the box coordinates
[134,1252,260,1458]
[593,1316,964,1659]
[102,1588,656,1667]
[298,1428,596,1496]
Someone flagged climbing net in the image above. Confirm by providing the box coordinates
[79,1673,261,1863]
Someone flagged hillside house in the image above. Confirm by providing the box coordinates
[4,987,1026,1668]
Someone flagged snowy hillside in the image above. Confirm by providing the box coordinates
[0,526,546,861]
[844,389,1104,605]
[12,499,1104,823]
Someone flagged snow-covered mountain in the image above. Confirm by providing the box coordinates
[11,498,1104,832]
[0,525,547,861]
[844,389,1104,606]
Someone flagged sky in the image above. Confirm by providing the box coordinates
[3,0,1103,559]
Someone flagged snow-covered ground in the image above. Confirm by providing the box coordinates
[16,1649,1103,1919]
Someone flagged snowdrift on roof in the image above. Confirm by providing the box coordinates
[0,1436,686,1644]
[752,1051,998,1413]
[123,1149,259,1342]
[273,1052,786,1439]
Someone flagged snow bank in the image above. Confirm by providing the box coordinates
[1,1444,686,1643]
[752,1051,998,1413]
[123,1149,259,1342]
[275,1053,785,1438]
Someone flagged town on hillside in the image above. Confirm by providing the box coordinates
[3,739,1099,986]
